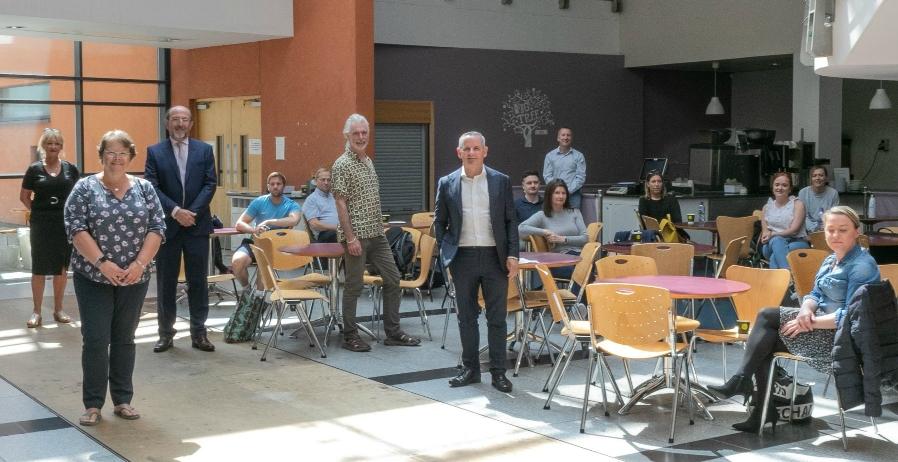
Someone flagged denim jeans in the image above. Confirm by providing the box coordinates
[74,272,149,409]
[762,236,809,270]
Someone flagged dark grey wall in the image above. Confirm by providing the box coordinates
[732,68,792,142]
[374,45,644,185]
[642,70,732,180]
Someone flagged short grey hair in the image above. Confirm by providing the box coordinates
[165,106,192,121]
[97,130,137,160]
[458,131,486,149]
[342,113,369,150]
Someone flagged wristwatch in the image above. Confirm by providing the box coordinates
[95,255,110,266]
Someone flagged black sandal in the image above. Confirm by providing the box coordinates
[342,336,371,352]
[384,333,421,346]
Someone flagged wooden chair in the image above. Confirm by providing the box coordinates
[528,234,550,252]
[712,215,758,264]
[476,278,548,377]
[585,283,693,442]
[254,234,330,290]
[809,231,870,252]
[631,242,694,276]
[879,264,898,296]
[786,248,829,299]
[586,222,603,243]
[410,211,435,236]
[694,265,791,380]
[640,215,660,231]
[554,242,600,318]
[366,234,436,340]
[715,237,748,279]
[177,256,238,306]
[249,244,327,360]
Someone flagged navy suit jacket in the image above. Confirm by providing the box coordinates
[145,138,217,240]
[433,166,519,269]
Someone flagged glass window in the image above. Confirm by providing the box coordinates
[0,104,76,175]
[82,106,159,174]
[0,77,76,101]
[82,81,160,104]
[0,35,74,75]
[82,42,158,80]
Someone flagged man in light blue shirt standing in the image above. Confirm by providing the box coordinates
[303,167,339,243]
[231,171,301,288]
[542,127,586,209]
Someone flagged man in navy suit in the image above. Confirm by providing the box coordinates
[433,131,519,392]
[145,106,218,353]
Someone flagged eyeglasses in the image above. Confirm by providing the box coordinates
[168,117,191,123]
[103,151,131,160]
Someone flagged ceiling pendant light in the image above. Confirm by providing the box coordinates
[869,80,892,110]
[705,62,725,115]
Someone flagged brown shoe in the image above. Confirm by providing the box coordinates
[191,334,215,352]
[113,404,140,420]
[79,408,102,426]
[342,335,371,352]
[383,332,421,347]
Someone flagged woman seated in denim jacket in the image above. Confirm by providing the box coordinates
[708,206,879,432]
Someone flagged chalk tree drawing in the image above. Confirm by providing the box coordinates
[501,88,554,148]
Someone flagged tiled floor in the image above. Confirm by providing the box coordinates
[1,276,897,461]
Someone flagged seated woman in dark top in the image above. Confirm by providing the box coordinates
[708,206,879,432]
[638,171,687,240]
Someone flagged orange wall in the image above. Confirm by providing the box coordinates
[170,0,374,188]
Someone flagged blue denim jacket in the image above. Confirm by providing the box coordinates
[803,244,880,325]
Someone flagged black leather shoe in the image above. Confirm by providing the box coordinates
[153,336,173,353]
[191,335,215,352]
[491,372,513,393]
[448,368,481,388]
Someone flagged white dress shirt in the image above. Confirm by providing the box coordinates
[458,167,496,247]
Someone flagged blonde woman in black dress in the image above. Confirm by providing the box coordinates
[20,128,80,328]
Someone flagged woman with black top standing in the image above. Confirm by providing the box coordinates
[20,128,80,328]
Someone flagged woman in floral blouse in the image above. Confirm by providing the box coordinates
[64,130,165,426]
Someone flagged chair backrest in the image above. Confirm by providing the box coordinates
[640,215,660,231]
[529,234,550,252]
[595,254,658,279]
[786,248,830,298]
[716,215,758,259]
[259,228,312,270]
[586,222,603,243]
[807,231,830,252]
[410,212,435,234]
[248,243,278,296]
[631,242,694,276]
[570,242,600,288]
[536,264,570,325]
[407,234,436,286]
[878,264,898,296]
[726,265,791,322]
[716,236,747,278]
[587,283,671,344]
[858,234,870,250]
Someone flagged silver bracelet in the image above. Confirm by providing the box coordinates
[135,259,147,270]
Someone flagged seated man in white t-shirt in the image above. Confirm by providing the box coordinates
[231,172,300,288]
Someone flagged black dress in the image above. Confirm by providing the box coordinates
[21,160,80,275]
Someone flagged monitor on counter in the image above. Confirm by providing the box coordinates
[638,157,668,181]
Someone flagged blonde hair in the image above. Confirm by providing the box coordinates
[37,128,64,160]
[97,130,136,160]
[823,205,861,229]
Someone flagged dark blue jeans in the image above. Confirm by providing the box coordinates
[74,273,149,409]
[450,247,509,373]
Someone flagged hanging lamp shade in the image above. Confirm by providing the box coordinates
[705,62,725,115]
[870,81,892,110]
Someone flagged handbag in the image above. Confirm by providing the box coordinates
[658,214,681,243]
[747,365,815,422]
[223,288,268,343]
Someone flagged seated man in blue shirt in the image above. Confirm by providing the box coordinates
[303,167,339,243]
[231,171,301,288]
[515,170,543,222]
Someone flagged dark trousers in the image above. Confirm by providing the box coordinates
[313,230,338,243]
[74,273,149,409]
[155,231,210,337]
[450,247,509,373]
[342,235,402,338]
[737,308,788,391]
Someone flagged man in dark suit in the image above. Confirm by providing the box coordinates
[433,131,519,392]
[145,106,217,353]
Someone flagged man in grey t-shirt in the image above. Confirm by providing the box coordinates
[798,165,840,233]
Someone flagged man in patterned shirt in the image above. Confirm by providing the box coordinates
[332,113,421,352]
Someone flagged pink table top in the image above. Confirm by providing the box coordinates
[519,252,581,269]
[279,243,345,258]
[596,275,750,299]
[602,242,717,256]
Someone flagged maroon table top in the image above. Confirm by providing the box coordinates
[602,242,717,256]
[674,221,718,232]
[279,243,345,258]
[212,227,243,236]
[861,216,898,224]
[595,275,750,299]
[869,233,898,247]
[519,252,581,269]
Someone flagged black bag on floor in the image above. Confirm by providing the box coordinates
[370,227,416,278]
[223,288,267,343]
[748,365,815,422]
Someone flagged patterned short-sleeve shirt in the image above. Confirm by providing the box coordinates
[64,175,166,284]
[331,149,384,241]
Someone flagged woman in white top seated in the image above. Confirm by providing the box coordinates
[519,179,587,279]
[761,172,809,269]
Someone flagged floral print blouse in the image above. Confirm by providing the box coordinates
[64,175,166,284]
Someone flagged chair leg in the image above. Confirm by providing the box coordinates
[414,288,432,340]
[513,311,533,377]
[261,301,286,362]
[760,357,780,434]
[834,382,848,451]
[822,374,832,397]
[542,337,570,392]
[789,360,799,424]
[669,354,682,444]
[721,343,727,382]
[682,350,695,425]
[296,300,327,358]
[622,359,635,396]
[544,340,578,409]
[441,286,456,349]
[580,349,596,434]
[596,352,610,417]
[872,416,879,435]
[599,354,625,406]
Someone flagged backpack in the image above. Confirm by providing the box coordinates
[384,227,417,278]
[223,288,267,343]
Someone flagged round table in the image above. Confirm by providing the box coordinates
[602,242,717,256]
[519,251,581,269]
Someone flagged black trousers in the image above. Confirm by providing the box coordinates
[155,231,210,337]
[450,247,508,373]
[74,273,149,409]
[737,307,788,391]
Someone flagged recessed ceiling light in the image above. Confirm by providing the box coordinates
[160,37,180,43]
[6,26,25,29]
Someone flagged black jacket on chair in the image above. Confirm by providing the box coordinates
[831,281,898,416]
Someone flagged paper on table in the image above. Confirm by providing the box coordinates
[519,257,537,264]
